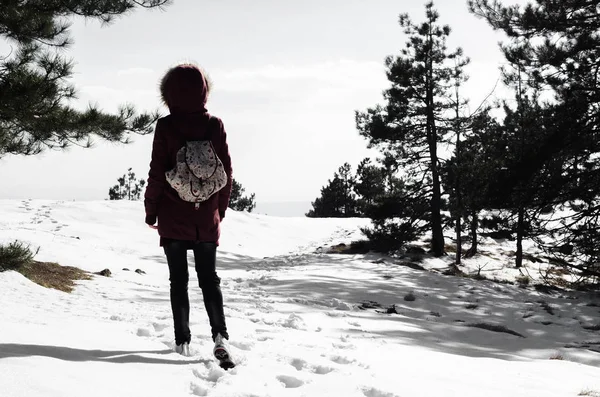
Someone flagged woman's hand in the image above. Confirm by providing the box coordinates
[145,214,158,230]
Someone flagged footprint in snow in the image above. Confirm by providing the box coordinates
[276,375,304,388]
[332,342,355,350]
[290,358,307,370]
[314,365,334,374]
[326,311,348,318]
[193,364,227,383]
[152,322,170,332]
[362,387,399,397]
[331,356,354,365]
[136,327,153,337]
[190,382,209,396]
[229,340,253,351]
[281,313,306,330]
[290,358,335,375]
[330,355,355,365]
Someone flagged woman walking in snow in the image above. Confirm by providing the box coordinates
[144,63,234,368]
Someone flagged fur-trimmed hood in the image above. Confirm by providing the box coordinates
[160,64,211,114]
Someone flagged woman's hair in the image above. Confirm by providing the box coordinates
[160,62,213,112]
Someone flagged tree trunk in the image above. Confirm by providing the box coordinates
[426,26,445,258]
[456,215,462,265]
[515,206,524,268]
[467,210,478,256]
[454,79,463,265]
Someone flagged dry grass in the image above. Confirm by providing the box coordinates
[546,266,571,276]
[17,261,92,293]
[444,244,457,253]
[579,389,600,397]
[515,275,530,286]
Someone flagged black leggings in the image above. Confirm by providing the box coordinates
[163,240,228,345]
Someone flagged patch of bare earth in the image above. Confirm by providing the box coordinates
[17,261,92,293]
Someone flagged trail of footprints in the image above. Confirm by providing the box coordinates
[133,295,388,395]
[127,249,398,396]
[20,200,67,233]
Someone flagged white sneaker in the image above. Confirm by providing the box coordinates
[213,333,230,361]
[175,342,191,357]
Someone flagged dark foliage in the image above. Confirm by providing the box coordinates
[0,0,169,157]
[307,163,360,218]
[470,0,600,279]
[230,179,256,212]
[0,240,37,271]
[108,168,145,200]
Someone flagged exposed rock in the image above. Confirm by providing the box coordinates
[386,305,399,314]
[358,300,381,310]
[95,269,111,277]
[404,292,416,302]
[398,261,426,271]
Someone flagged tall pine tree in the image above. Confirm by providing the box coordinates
[0,1,168,157]
[356,2,467,256]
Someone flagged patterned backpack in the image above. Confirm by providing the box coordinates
[165,118,228,205]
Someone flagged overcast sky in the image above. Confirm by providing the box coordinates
[0,0,525,214]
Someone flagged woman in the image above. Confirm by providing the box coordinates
[144,63,233,367]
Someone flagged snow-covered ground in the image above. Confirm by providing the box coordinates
[1,199,599,397]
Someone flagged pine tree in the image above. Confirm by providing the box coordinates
[0,0,168,157]
[470,0,600,276]
[356,2,468,256]
[306,163,359,218]
[360,154,430,252]
[229,179,256,212]
[354,158,387,214]
[108,168,145,200]
[452,111,505,257]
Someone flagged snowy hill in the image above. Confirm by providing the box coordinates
[0,200,599,397]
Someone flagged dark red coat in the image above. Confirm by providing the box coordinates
[144,65,232,245]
